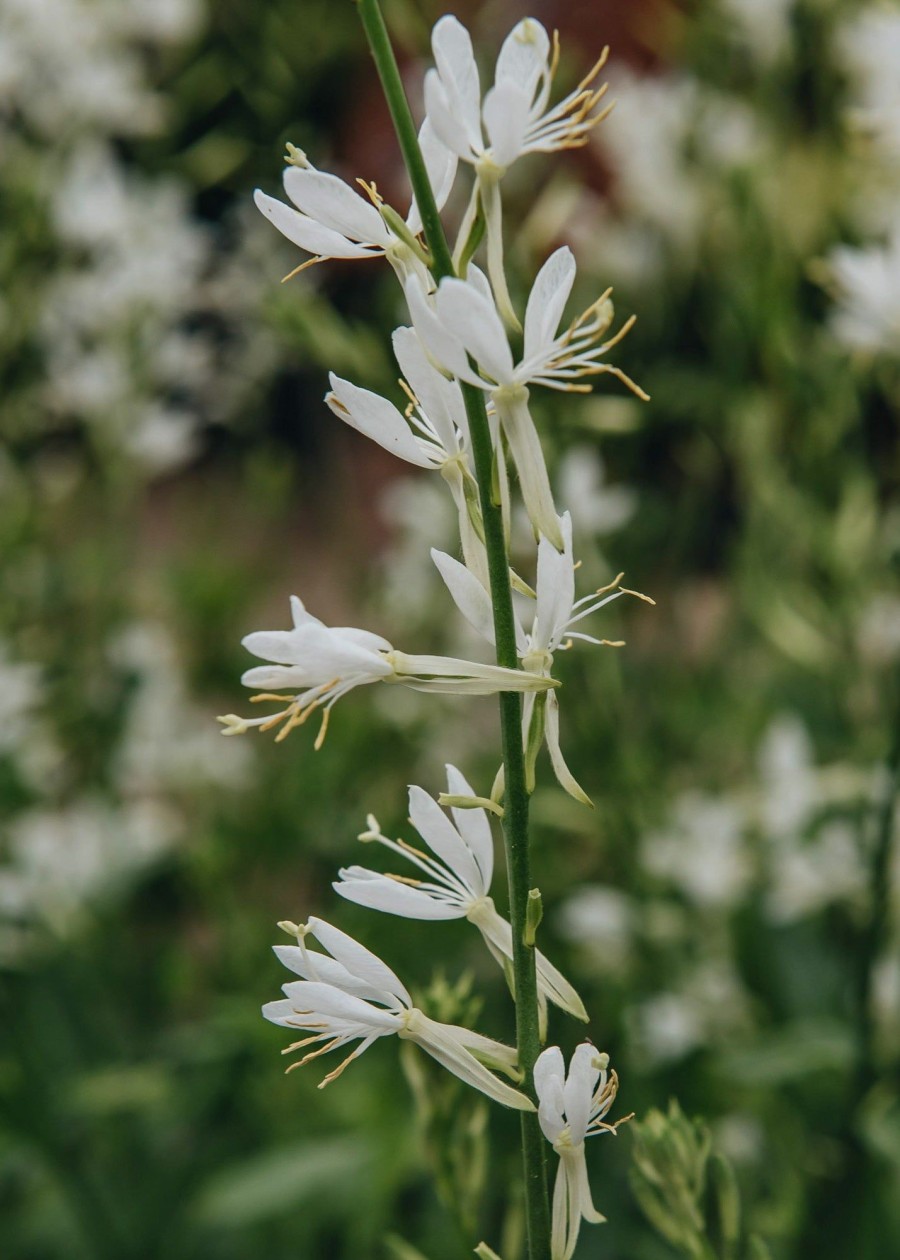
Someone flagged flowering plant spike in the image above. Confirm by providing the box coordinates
[240,6,651,1257]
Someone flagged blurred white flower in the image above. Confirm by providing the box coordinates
[840,7,900,159]
[825,233,900,355]
[721,0,795,66]
[0,798,177,932]
[556,885,633,972]
[757,714,817,840]
[534,1043,627,1260]
[0,643,43,756]
[335,767,587,1021]
[764,820,866,923]
[641,791,751,909]
[556,446,636,538]
[263,917,533,1109]
[858,592,900,663]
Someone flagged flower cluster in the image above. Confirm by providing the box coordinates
[240,12,645,1257]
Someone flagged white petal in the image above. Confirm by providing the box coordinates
[408,785,484,896]
[394,652,554,693]
[404,275,484,385]
[535,511,574,651]
[430,16,482,152]
[240,664,304,690]
[424,70,477,161]
[431,549,496,646]
[391,327,464,455]
[279,979,401,1029]
[535,948,589,1023]
[409,1016,533,1110]
[241,629,308,666]
[483,81,531,168]
[494,391,563,549]
[334,869,464,920]
[326,373,434,467]
[445,764,494,889]
[308,918,411,1005]
[573,1149,606,1224]
[564,1044,602,1145]
[273,944,394,1001]
[254,190,373,259]
[330,626,394,654]
[407,118,459,234]
[524,247,577,364]
[545,692,593,806]
[290,595,320,628]
[436,278,515,385]
[282,167,389,245]
[495,18,551,95]
[534,1045,567,1143]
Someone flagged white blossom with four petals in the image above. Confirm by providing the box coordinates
[432,512,653,802]
[406,247,646,549]
[424,16,611,324]
[218,595,556,746]
[334,765,587,1022]
[263,916,533,1109]
[534,1043,629,1260]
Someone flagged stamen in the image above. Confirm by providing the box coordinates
[356,178,382,207]
[386,872,424,887]
[620,586,655,605]
[596,572,625,596]
[281,256,324,283]
[318,1047,363,1087]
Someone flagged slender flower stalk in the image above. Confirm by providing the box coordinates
[334,767,588,1022]
[355,1,554,1252]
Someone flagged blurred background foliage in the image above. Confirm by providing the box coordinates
[1,0,898,1256]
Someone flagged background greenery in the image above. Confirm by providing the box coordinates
[1,0,898,1257]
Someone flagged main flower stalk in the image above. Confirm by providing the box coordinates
[355,0,552,1253]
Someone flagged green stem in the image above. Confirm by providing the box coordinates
[354,2,551,1255]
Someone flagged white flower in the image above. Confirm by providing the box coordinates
[424,16,610,323]
[262,916,533,1110]
[253,123,456,285]
[825,233,900,355]
[334,766,587,1022]
[407,248,647,548]
[432,512,653,802]
[839,8,900,159]
[534,1043,628,1260]
[326,326,486,584]
[218,595,557,745]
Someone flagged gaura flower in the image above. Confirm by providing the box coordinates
[534,1043,631,1260]
[334,765,587,1022]
[325,326,487,585]
[433,512,654,802]
[217,595,556,746]
[263,916,534,1110]
[424,16,612,325]
[406,247,647,549]
[254,121,456,285]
